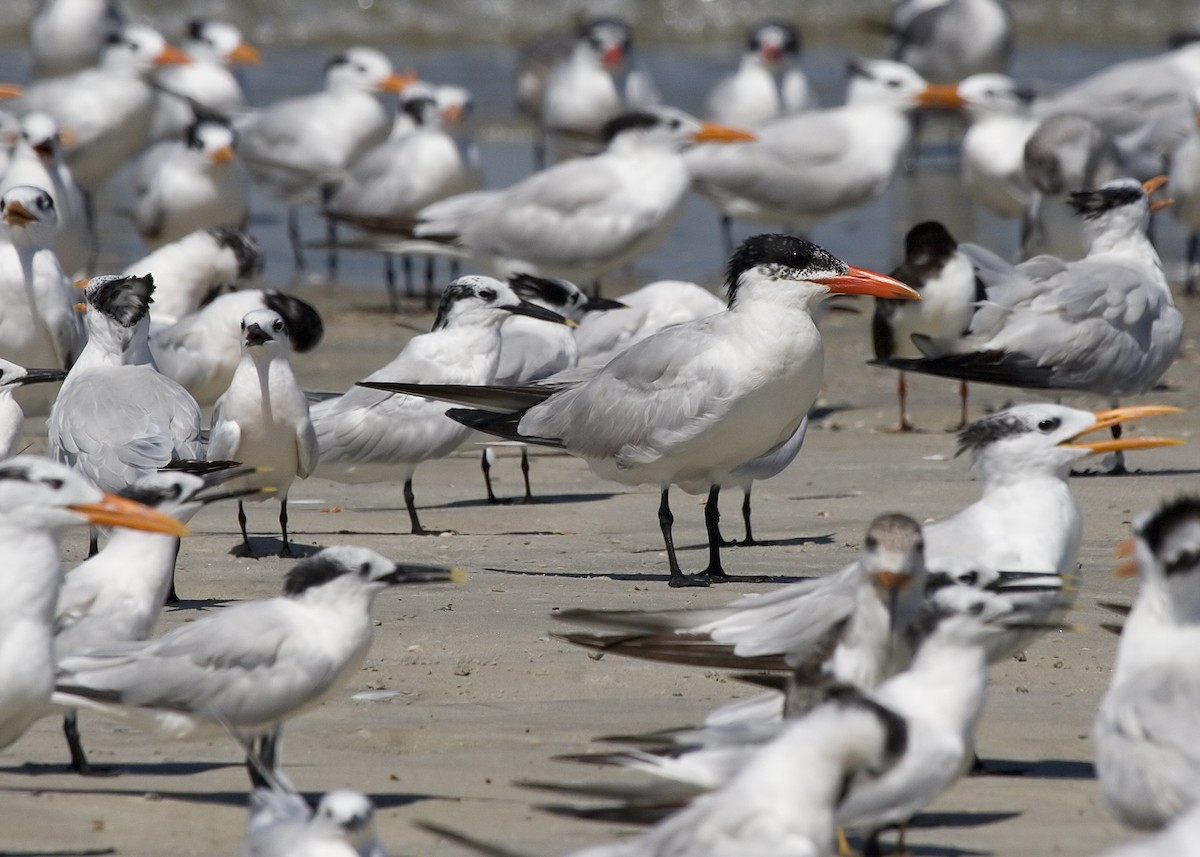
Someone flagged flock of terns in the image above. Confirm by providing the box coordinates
[2,0,1200,855]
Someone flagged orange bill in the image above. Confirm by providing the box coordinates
[228,42,262,65]
[0,83,23,99]
[2,199,38,227]
[1060,405,1185,454]
[817,266,921,300]
[917,83,967,109]
[871,571,911,592]
[692,122,757,144]
[211,145,236,164]
[70,493,190,537]
[378,70,417,93]
[155,43,193,66]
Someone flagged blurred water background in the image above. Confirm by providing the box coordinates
[0,1,1198,296]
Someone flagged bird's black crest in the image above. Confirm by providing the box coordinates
[284,554,352,595]
[432,280,496,330]
[87,275,155,328]
[262,291,323,352]
[401,92,437,125]
[325,52,349,72]
[1138,495,1200,577]
[725,233,841,305]
[208,227,264,280]
[185,117,233,151]
[509,273,571,308]
[600,112,660,145]
[186,19,206,41]
[902,221,958,267]
[749,18,800,55]
[1068,184,1144,221]
[118,481,183,508]
[955,412,1029,457]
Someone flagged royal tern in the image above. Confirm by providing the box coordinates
[132,118,250,248]
[151,289,323,406]
[28,0,124,78]
[684,58,965,252]
[881,179,1182,454]
[0,112,93,277]
[243,785,386,857]
[48,274,204,501]
[423,689,906,857]
[55,468,265,774]
[888,0,1014,83]
[0,186,84,410]
[535,16,661,164]
[1095,495,1200,830]
[236,46,411,271]
[1021,113,1124,261]
[336,108,754,288]
[362,235,919,585]
[573,280,726,368]
[872,221,984,432]
[0,455,186,753]
[21,25,191,190]
[705,18,813,129]
[208,308,319,558]
[0,359,68,458]
[54,546,457,776]
[481,273,624,504]
[312,276,569,535]
[957,73,1038,218]
[125,226,265,329]
[150,18,261,142]
[323,81,483,309]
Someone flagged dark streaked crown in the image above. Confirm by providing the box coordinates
[725,233,844,304]
[86,274,155,328]
[1068,182,1145,221]
[262,291,323,353]
[1137,495,1200,577]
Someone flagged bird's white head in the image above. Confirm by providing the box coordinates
[185,119,237,168]
[845,58,965,111]
[1122,496,1200,619]
[725,233,919,311]
[324,46,411,94]
[861,513,927,619]
[102,25,191,74]
[507,273,625,323]
[748,18,800,68]
[240,308,290,354]
[281,545,460,601]
[432,276,570,331]
[956,403,1183,483]
[578,16,632,71]
[1,185,58,239]
[1069,177,1167,252]
[956,73,1036,119]
[183,19,260,66]
[17,113,64,165]
[313,789,378,848]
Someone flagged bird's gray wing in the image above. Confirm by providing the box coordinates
[207,397,242,462]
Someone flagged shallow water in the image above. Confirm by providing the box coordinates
[0,7,1195,296]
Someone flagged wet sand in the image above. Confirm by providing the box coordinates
[1,276,1195,856]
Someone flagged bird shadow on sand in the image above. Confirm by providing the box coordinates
[0,759,236,778]
[636,533,836,554]
[911,810,1023,829]
[164,597,237,614]
[973,758,1095,779]
[483,567,815,585]
[432,491,622,509]
[1,849,115,857]
[228,538,325,560]
[0,782,437,811]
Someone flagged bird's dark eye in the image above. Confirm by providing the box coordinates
[886,78,903,89]
[864,536,878,551]
[478,288,496,301]
[1037,418,1061,432]
[273,319,284,331]
[240,321,247,330]
[668,118,681,129]
[355,64,367,73]
[359,562,372,576]
[37,196,51,210]
[41,477,64,489]
[959,570,978,586]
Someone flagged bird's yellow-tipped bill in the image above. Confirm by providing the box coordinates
[71,493,190,537]
[1059,405,1185,454]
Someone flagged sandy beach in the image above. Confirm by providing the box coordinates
[1,275,1194,857]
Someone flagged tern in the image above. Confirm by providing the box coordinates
[0,455,186,753]
[242,785,386,857]
[872,221,984,432]
[53,546,457,778]
[888,0,1013,83]
[28,0,124,78]
[705,18,813,128]
[48,274,204,507]
[55,468,267,774]
[208,308,319,558]
[360,235,919,586]
[1095,495,1200,831]
[312,276,569,535]
[151,288,323,406]
[957,73,1038,218]
[684,58,966,253]
[0,358,68,458]
[132,117,250,248]
[880,178,1182,465]
[21,24,191,190]
[333,108,754,288]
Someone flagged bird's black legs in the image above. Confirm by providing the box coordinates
[383,255,400,313]
[896,371,914,432]
[721,215,734,258]
[958,380,970,430]
[698,485,732,580]
[661,488,708,588]
[245,727,282,787]
[481,449,499,504]
[740,488,757,546]
[481,448,534,505]
[287,207,306,273]
[64,711,114,776]
[322,186,338,281]
[165,540,182,604]
[87,527,99,558]
[1188,232,1199,296]
[278,499,299,558]
[520,447,533,502]
[405,478,451,535]
[237,500,255,556]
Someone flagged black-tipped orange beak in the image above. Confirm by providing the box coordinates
[1060,405,1185,455]
[70,493,190,537]
[917,83,967,109]
[692,122,757,144]
[228,42,262,65]
[2,199,37,227]
[817,266,921,300]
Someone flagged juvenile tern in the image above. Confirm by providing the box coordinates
[336,108,754,287]
[705,18,813,128]
[48,274,204,499]
[208,308,319,557]
[54,546,457,776]
[872,221,984,431]
[684,59,965,251]
[132,118,250,248]
[55,468,265,774]
[126,226,265,329]
[312,276,569,535]
[0,112,93,277]
[243,785,386,857]
[1095,495,1200,830]
[0,455,186,753]
[362,235,918,585]
[0,359,68,458]
[151,289,323,406]
[882,179,1182,443]
[21,25,191,190]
